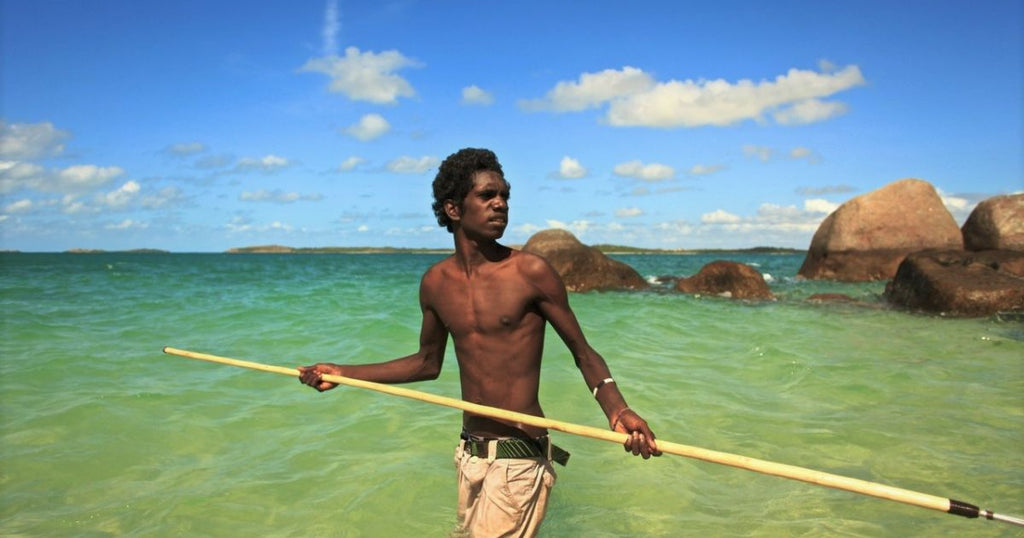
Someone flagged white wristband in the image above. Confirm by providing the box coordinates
[591,377,615,398]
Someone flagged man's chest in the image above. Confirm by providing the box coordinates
[432,275,539,337]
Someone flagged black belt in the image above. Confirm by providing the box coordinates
[460,432,570,466]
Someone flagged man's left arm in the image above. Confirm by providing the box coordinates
[522,254,661,458]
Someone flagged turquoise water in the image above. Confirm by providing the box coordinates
[1,252,1021,537]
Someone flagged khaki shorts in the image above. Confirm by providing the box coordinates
[453,440,557,538]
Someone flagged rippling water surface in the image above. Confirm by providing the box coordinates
[1,253,1021,537]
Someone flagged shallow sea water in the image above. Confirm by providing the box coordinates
[1,253,1021,537]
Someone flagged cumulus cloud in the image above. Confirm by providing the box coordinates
[101,180,141,208]
[0,121,70,159]
[4,198,33,213]
[235,154,290,173]
[699,203,825,235]
[613,160,675,182]
[519,67,655,112]
[773,99,850,125]
[300,46,420,104]
[240,189,323,203]
[804,198,840,214]
[522,64,865,128]
[344,114,390,141]
[546,219,593,237]
[616,207,643,218]
[339,156,367,171]
[557,156,587,179]
[461,85,494,106]
[386,155,439,174]
[701,209,742,224]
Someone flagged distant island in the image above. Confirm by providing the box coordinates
[226,244,805,255]
[226,245,454,254]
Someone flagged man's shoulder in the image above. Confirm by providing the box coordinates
[422,255,456,281]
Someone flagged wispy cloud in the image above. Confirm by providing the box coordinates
[240,189,323,203]
[164,141,206,157]
[322,0,340,57]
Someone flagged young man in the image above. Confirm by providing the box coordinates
[298,148,659,536]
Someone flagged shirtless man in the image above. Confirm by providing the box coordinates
[299,148,659,536]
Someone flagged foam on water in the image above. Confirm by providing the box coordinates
[1,253,1021,537]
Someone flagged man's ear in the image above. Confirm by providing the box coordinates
[444,199,461,222]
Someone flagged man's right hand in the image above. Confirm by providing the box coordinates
[611,408,661,459]
[297,363,343,392]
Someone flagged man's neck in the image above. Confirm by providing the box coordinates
[452,232,509,273]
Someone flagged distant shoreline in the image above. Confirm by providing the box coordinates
[2,244,806,255]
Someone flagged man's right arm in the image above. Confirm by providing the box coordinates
[298,273,449,391]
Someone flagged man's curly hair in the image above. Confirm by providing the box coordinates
[431,148,508,232]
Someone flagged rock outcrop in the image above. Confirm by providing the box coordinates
[884,249,1024,317]
[522,229,648,292]
[961,193,1024,251]
[798,179,963,281]
[675,260,774,300]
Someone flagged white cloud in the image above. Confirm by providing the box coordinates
[689,164,725,176]
[54,165,125,193]
[773,99,850,125]
[461,85,494,106]
[101,180,141,208]
[804,198,839,214]
[557,156,587,179]
[387,155,439,174]
[519,67,654,112]
[344,114,390,141]
[701,209,742,224]
[357,224,369,232]
[4,198,33,213]
[613,160,675,182]
[523,64,865,128]
[300,46,420,104]
[0,121,69,159]
[546,219,593,236]
[616,207,643,218]
[938,188,974,222]
[106,219,148,230]
[240,189,323,203]
[236,155,290,173]
[339,156,367,171]
[0,161,46,194]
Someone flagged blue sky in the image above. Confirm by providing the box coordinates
[2,0,1021,252]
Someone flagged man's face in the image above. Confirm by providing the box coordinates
[456,170,509,239]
